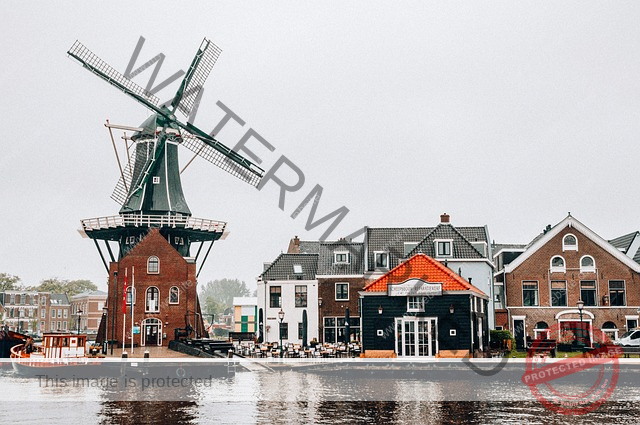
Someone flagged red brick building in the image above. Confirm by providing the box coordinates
[104,229,205,349]
[499,215,640,349]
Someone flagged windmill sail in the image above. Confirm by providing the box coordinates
[69,38,265,206]
[180,132,262,187]
[68,41,160,107]
[172,38,222,117]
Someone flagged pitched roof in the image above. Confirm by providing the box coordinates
[609,231,639,253]
[366,224,491,271]
[363,253,486,295]
[408,224,485,259]
[50,293,70,305]
[366,227,432,271]
[261,253,318,281]
[299,241,320,254]
[504,215,640,273]
[317,241,365,275]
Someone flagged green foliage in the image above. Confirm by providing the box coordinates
[491,329,516,351]
[0,273,22,291]
[199,278,251,317]
[34,278,97,297]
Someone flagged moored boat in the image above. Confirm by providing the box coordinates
[10,332,96,375]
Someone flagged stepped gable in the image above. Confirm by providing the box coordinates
[364,253,486,295]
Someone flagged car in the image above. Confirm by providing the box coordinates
[613,328,640,347]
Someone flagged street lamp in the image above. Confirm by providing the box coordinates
[278,309,285,358]
[102,307,108,354]
[576,300,585,349]
[76,309,83,335]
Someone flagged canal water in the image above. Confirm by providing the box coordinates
[2,361,639,424]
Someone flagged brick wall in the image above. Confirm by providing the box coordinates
[505,226,640,338]
[106,229,204,347]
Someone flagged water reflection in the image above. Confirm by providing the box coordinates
[99,401,197,425]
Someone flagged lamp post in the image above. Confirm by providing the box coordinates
[102,307,108,354]
[76,309,83,335]
[278,309,285,358]
[576,300,585,349]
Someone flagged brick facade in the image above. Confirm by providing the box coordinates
[504,219,640,347]
[105,229,205,348]
[317,277,366,343]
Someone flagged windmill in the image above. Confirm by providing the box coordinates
[68,38,263,274]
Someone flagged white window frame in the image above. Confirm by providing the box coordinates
[334,251,350,264]
[145,286,160,313]
[580,255,596,273]
[434,240,453,258]
[374,251,389,269]
[403,242,418,257]
[335,282,349,301]
[169,286,180,304]
[522,281,539,307]
[562,234,578,251]
[608,280,626,307]
[550,255,566,273]
[407,296,426,312]
[147,256,160,274]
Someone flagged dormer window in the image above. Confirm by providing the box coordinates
[550,255,566,273]
[293,264,303,280]
[147,256,160,274]
[404,242,418,257]
[374,251,389,269]
[334,251,350,264]
[563,234,578,251]
[435,240,453,257]
[580,255,595,273]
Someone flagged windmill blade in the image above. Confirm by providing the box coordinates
[171,38,222,117]
[67,40,162,113]
[179,131,263,187]
[111,157,135,205]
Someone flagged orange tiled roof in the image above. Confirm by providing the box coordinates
[363,253,486,295]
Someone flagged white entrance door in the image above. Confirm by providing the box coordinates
[395,317,438,357]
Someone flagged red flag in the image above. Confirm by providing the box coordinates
[122,270,128,312]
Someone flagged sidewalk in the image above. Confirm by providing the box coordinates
[103,345,194,359]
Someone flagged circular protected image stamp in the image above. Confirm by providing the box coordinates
[520,325,623,415]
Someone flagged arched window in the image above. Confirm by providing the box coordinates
[534,321,550,339]
[147,256,159,274]
[580,255,595,273]
[126,287,136,305]
[550,255,566,273]
[146,287,159,312]
[169,286,179,304]
[563,234,578,251]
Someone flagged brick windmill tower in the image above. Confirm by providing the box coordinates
[68,39,263,350]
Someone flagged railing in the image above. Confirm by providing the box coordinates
[81,214,226,233]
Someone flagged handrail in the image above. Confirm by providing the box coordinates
[81,214,226,233]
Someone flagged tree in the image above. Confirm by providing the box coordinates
[34,278,97,297]
[0,273,22,291]
[199,278,251,317]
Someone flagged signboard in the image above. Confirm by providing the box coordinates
[132,326,140,334]
[388,279,442,297]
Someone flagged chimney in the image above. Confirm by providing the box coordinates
[287,236,301,253]
[440,213,450,224]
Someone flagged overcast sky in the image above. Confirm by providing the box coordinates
[2,2,640,292]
